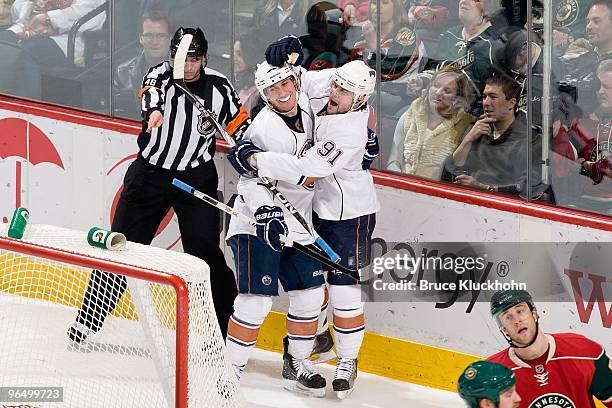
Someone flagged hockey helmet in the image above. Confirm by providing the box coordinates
[254,60,299,103]
[458,361,516,407]
[170,27,208,58]
[490,289,535,319]
[331,60,376,109]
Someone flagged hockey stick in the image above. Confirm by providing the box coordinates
[172,34,341,264]
[172,178,353,274]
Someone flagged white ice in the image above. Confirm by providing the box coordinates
[0,294,464,407]
[241,348,464,408]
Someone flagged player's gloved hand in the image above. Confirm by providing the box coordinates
[362,128,379,170]
[254,205,288,252]
[228,140,263,178]
[265,35,304,67]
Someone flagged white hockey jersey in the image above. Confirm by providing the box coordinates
[256,68,380,221]
[226,94,316,245]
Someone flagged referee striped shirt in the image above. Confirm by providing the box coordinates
[138,62,250,170]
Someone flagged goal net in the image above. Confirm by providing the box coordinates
[0,223,241,407]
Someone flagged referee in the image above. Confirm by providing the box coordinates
[69,27,248,341]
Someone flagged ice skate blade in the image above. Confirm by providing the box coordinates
[335,387,354,400]
[309,349,336,364]
[283,380,326,398]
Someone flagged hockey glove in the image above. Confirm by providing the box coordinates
[254,205,288,252]
[265,35,304,67]
[362,128,379,170]
[228,140,263,178]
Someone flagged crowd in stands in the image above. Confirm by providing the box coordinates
[0,0,611,216]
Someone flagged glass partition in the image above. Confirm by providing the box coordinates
[547,0,612,216]
[0,0,609,217]
[0,0,110,113]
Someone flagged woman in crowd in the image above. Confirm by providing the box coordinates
[387,67,475,178]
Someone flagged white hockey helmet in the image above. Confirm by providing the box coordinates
[331,60,376,109]
[254,60,299,104]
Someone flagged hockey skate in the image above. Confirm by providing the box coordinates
[282,351,326,397]
[309,328,336,363]
[333,358,357,399]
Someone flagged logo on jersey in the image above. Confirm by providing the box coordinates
[395,27,416,47]
[528,393,576,408]
[262,275,272,286]
[588,135,612,162]
[197,113,216,137]
[554,0,579,28]
[534,364,549,386]
[443,50,474,70]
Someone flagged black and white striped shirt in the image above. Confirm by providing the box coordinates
[138,62,250,170]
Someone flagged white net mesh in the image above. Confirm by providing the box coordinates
[0,223,241,408]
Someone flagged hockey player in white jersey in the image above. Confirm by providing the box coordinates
[229,37,380,399]
[225,60,328,397]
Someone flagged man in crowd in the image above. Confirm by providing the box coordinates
[444,73,544,198]
[113,9,171,118]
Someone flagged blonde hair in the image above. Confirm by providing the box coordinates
[428,67,476,112]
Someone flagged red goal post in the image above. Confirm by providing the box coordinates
[0,223,242,408]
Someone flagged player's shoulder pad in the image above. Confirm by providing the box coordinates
[551,332,604,359]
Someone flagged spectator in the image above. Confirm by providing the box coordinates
[0,0,106,100]
[407,0,451,57]
[351,0,425,116]
[562,0,612,114]
[552,59,612,214]
[493,28,544,128]
[233,40,260,117]
[353,0,423,82]
[386,67,475,178]
[237,0,308,70]
[113,9,171,118]
[430,0,500,116]
[443,73,544,198]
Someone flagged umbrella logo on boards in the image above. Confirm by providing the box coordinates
[0,117,64,222]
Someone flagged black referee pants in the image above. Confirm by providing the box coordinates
[75,158,237,339]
